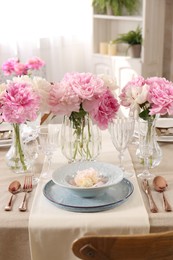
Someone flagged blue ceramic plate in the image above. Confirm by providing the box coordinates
[52,161,124,198]
[43,178,134,213]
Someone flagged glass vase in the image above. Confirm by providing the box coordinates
[136,116,162,168]
[61,114,102,163]
[6,123,31,173]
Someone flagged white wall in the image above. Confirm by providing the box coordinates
[163,0,173,81]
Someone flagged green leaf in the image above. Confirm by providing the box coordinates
[113,26,142,45]
[139,110,150,120]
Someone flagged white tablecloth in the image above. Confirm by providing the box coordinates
[29,130,150,260]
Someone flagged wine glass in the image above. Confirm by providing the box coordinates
[109,117,135,178]
[38,124,59,179]
[137,144,155,179]
[137,119,155,179]
[23,138,39,184]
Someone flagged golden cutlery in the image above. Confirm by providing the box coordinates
[4,180,21,211]
[19,176,33,212]
[153,176,172,212]
[142,179,158,213]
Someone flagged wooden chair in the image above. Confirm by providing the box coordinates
[72,231,173,260]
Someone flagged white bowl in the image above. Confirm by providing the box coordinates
[52,161,124,198]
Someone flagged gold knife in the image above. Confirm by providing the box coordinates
[142,179,159,213]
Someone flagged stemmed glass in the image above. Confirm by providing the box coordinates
[24,138,39,184]
[137,119,155,179]
[137,144,155,179]
[38,124,59,179]
[109,117,135,178]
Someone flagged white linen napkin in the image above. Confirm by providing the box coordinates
[29,130,150,260]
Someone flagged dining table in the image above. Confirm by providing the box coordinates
[0,124,173,260]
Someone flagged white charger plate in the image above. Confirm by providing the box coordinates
[0,139,12,147]
[155,118,173,128]
[157,136,173,143]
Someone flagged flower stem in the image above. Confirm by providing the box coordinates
[70,110,93,161]
[13,123,27,171]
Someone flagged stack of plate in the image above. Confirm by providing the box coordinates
[156,118,173,142]
[43,161,134,213]
[0,123,12,148]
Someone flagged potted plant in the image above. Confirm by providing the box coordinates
[92,0,106,14]
[92,0,140,16]
[113,26,142,57]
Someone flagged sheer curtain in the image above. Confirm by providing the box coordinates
[0,0,93,82]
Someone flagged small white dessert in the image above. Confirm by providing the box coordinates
[74,168,103,188]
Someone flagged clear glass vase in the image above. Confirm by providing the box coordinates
[136,116,162,168]
[6,123,31,173]
[61,114,102,163]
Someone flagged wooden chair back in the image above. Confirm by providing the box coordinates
[72,231,173,260]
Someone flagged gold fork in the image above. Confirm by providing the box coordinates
[19,176,33,212]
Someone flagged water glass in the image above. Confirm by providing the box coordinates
[39,124,59,178]
[109,117,135,178]
[24,138,39,184]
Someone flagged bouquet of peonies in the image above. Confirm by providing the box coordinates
[0,74,52,173]
[0,75,51,124]
[49,72,120,130]
[119,76,173,120]
[1,56,45,77]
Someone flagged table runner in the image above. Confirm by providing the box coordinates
[0,148,38,260]
[129,142,173,232]
[29,130,150,260]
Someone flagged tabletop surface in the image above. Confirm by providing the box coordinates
[0,130,173,260]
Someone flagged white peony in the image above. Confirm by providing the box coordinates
[31,76,52,114]
[98,74,118,91]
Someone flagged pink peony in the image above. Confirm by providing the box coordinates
[83,96,101,113]
[119,76,173,119]
[1,57,52,126]
[62,72,106,100]
[2,56,45,77]
[89,89,120,130]
[10,75,52,114]
[49,72,119,129]
[0,83,6,98]
[147,77,173,116]
[1,58,19,75]
[125,76,145,87]
[2,82,40,124]
[49,82,81,116]
[26,57,45,70]
[0,83,7,122]
[13,62,28,76]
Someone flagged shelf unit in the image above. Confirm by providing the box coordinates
[92,0,166,89]
[93,15,142,54]
[93,14,143,21]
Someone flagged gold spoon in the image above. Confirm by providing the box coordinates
[4,181,21,211]
[153,176,172,212]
